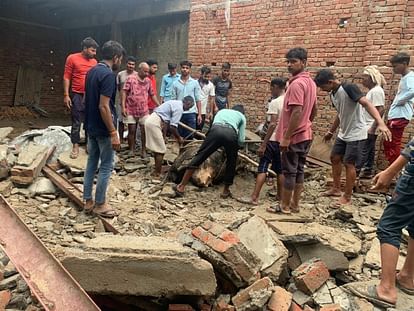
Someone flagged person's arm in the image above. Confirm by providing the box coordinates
[323,114,340,142]
[121,89,127,117]
[369,106,385,134]
[160,76,166,102]
[309,101,317,122]
[372,155,408,190]
[170,126,183,144]
[226,81,232,109]
[195,83,202,124]
[63,56,73,109]
[397,76,414,105]
[151,95,160,106]
[238,116,246,147]
[99,95,120,151]
[258,113,278,157]
[207,84,216,121]
[149,83,160,107]
[359,96,391,141]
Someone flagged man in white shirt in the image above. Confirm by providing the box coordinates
[197,66,215,131]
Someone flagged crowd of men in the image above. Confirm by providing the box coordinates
[63,37,414,307]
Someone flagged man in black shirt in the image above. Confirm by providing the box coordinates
[212,62,232,113]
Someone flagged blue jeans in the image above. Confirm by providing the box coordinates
[377,173,414,248]
[179,113,196,139]
[83,135,114,204]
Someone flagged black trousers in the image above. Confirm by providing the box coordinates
[188,124,238,185]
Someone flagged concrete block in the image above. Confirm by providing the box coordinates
[58,235,216,296]
[292,258,330,295]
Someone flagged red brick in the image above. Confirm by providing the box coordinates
[232,277,273,308]
[267,286,292,311]
[320,304,342,311]
[292,258,330,295]
[168,304,195,311]
[214,300,235,311]
[303,305,315,311]
[200,303,212,311]
[0,290,11,310]
[290,302,304,311]
[219,230,240,245]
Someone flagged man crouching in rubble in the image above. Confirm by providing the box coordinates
[173,105,246,198]
[145,96,195,178]
[352,137,414,308]
[83,41,125,217]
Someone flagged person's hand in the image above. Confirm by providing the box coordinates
[377,124,392,142]
[64,95,72,110]
[197,114,203,125]
[280,137,290,152]
[206,114,212,124]
[122,107,127,118]
[110,131,120,151]
[257,144,266,157]
[371,170,394,191]
[323,132,333,143]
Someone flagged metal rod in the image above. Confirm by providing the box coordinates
[0,195,100,311]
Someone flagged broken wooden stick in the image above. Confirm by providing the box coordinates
[178,122,277,177]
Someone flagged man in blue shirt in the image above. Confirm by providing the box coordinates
[160,63,180,103]
[384,52,414,165]
[83,40,125,218]
[173,105,246,198]
[171,60,202,138]
[358,138,414,308]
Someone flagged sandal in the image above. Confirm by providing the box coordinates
[321,189,341,197]
[396,276,414,295]
[84,200,95,214]
[236,196,258,206]
[220,192,232,199]
[346,284,396,308]
[267,204,291,214]
[70,149,79,159]
[172,184,185,197]
[93,204,118,218]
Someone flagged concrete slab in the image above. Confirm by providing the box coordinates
[16,143,48,167]
[253,205,313,223]
[295,243,349,271]
[0,127,13,142]
[58,235,217,297]
[58,148,88,171]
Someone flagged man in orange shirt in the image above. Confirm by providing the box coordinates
[146,59,159,113]
[63,37,99,159]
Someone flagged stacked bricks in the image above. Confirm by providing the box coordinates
[292,258,330,295]
[191,221,262,287]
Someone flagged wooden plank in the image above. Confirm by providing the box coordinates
[308,136,333,164]
[13,66,43,107]
[11,147,54,185]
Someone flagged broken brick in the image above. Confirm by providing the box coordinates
[192,227,232,253]
[219,230,240,244]
[232,277,273,309]
[168,304,195,311]
[267,286,292,311]
[303,305,315,311]
[214,300,235,311]
[290,302,304,311]
[319,304,342,311]
[0,290,11,309]
[292,258,330,295]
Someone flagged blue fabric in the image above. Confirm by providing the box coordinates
[178,113,196,138]
[83,135,114,204]
[84,62,117,137]
[160,73,180,101]
[388,71,414,121]
[401,138,414,176]
[377,174,414,248]
[154,100,183,127]
[257,141,282,174]
[171,77,201,114]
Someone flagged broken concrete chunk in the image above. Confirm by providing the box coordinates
[58,235,216,296]
[58,149,87,171]
[237,216,288,279]
[295,243,349,271]
[292,258,330,295]
[28,177,57,196]
[16,143,48,167]
[269,222,361,258]
[232,277,273,311]
[0,127,13,142]
[208,211,251,230]
[364,238,406,270]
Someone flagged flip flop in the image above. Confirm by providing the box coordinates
[84,200,95,214]
[236,196,258,205]
[396,278,414,295]
[172,184,185,197]
[70,149,79,159]
[93,205,118,218]
[346,284,396,308]
[267,204,291,214]
[321,190,342,197]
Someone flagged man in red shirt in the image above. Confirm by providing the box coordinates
[268,47,317,214]
[63,37,99,159]
[121,62,159,157]
[147,59,159,113]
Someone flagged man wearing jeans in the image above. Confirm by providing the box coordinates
[268,48,317,215]
[83,40,125,218]
[384,52,414,165]
[63,37,98,159]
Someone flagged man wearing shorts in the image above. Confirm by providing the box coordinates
[268,48,317,214]
[238,78,286,205]
[121,62,159,157]
[315,69,391,207]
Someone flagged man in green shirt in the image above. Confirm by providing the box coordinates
[174,105,246,198]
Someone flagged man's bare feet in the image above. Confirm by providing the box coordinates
[93,203,118,218]
[70,145,79,159]
[330,195,352,209]
[321,188,341,197]
[290,204,300,213]
[376,284,397,305]
[396,272,414,294]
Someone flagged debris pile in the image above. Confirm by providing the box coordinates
[0,126,413,310]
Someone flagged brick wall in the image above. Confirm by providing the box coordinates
[0,20,65,112]
[188,0,414,166]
